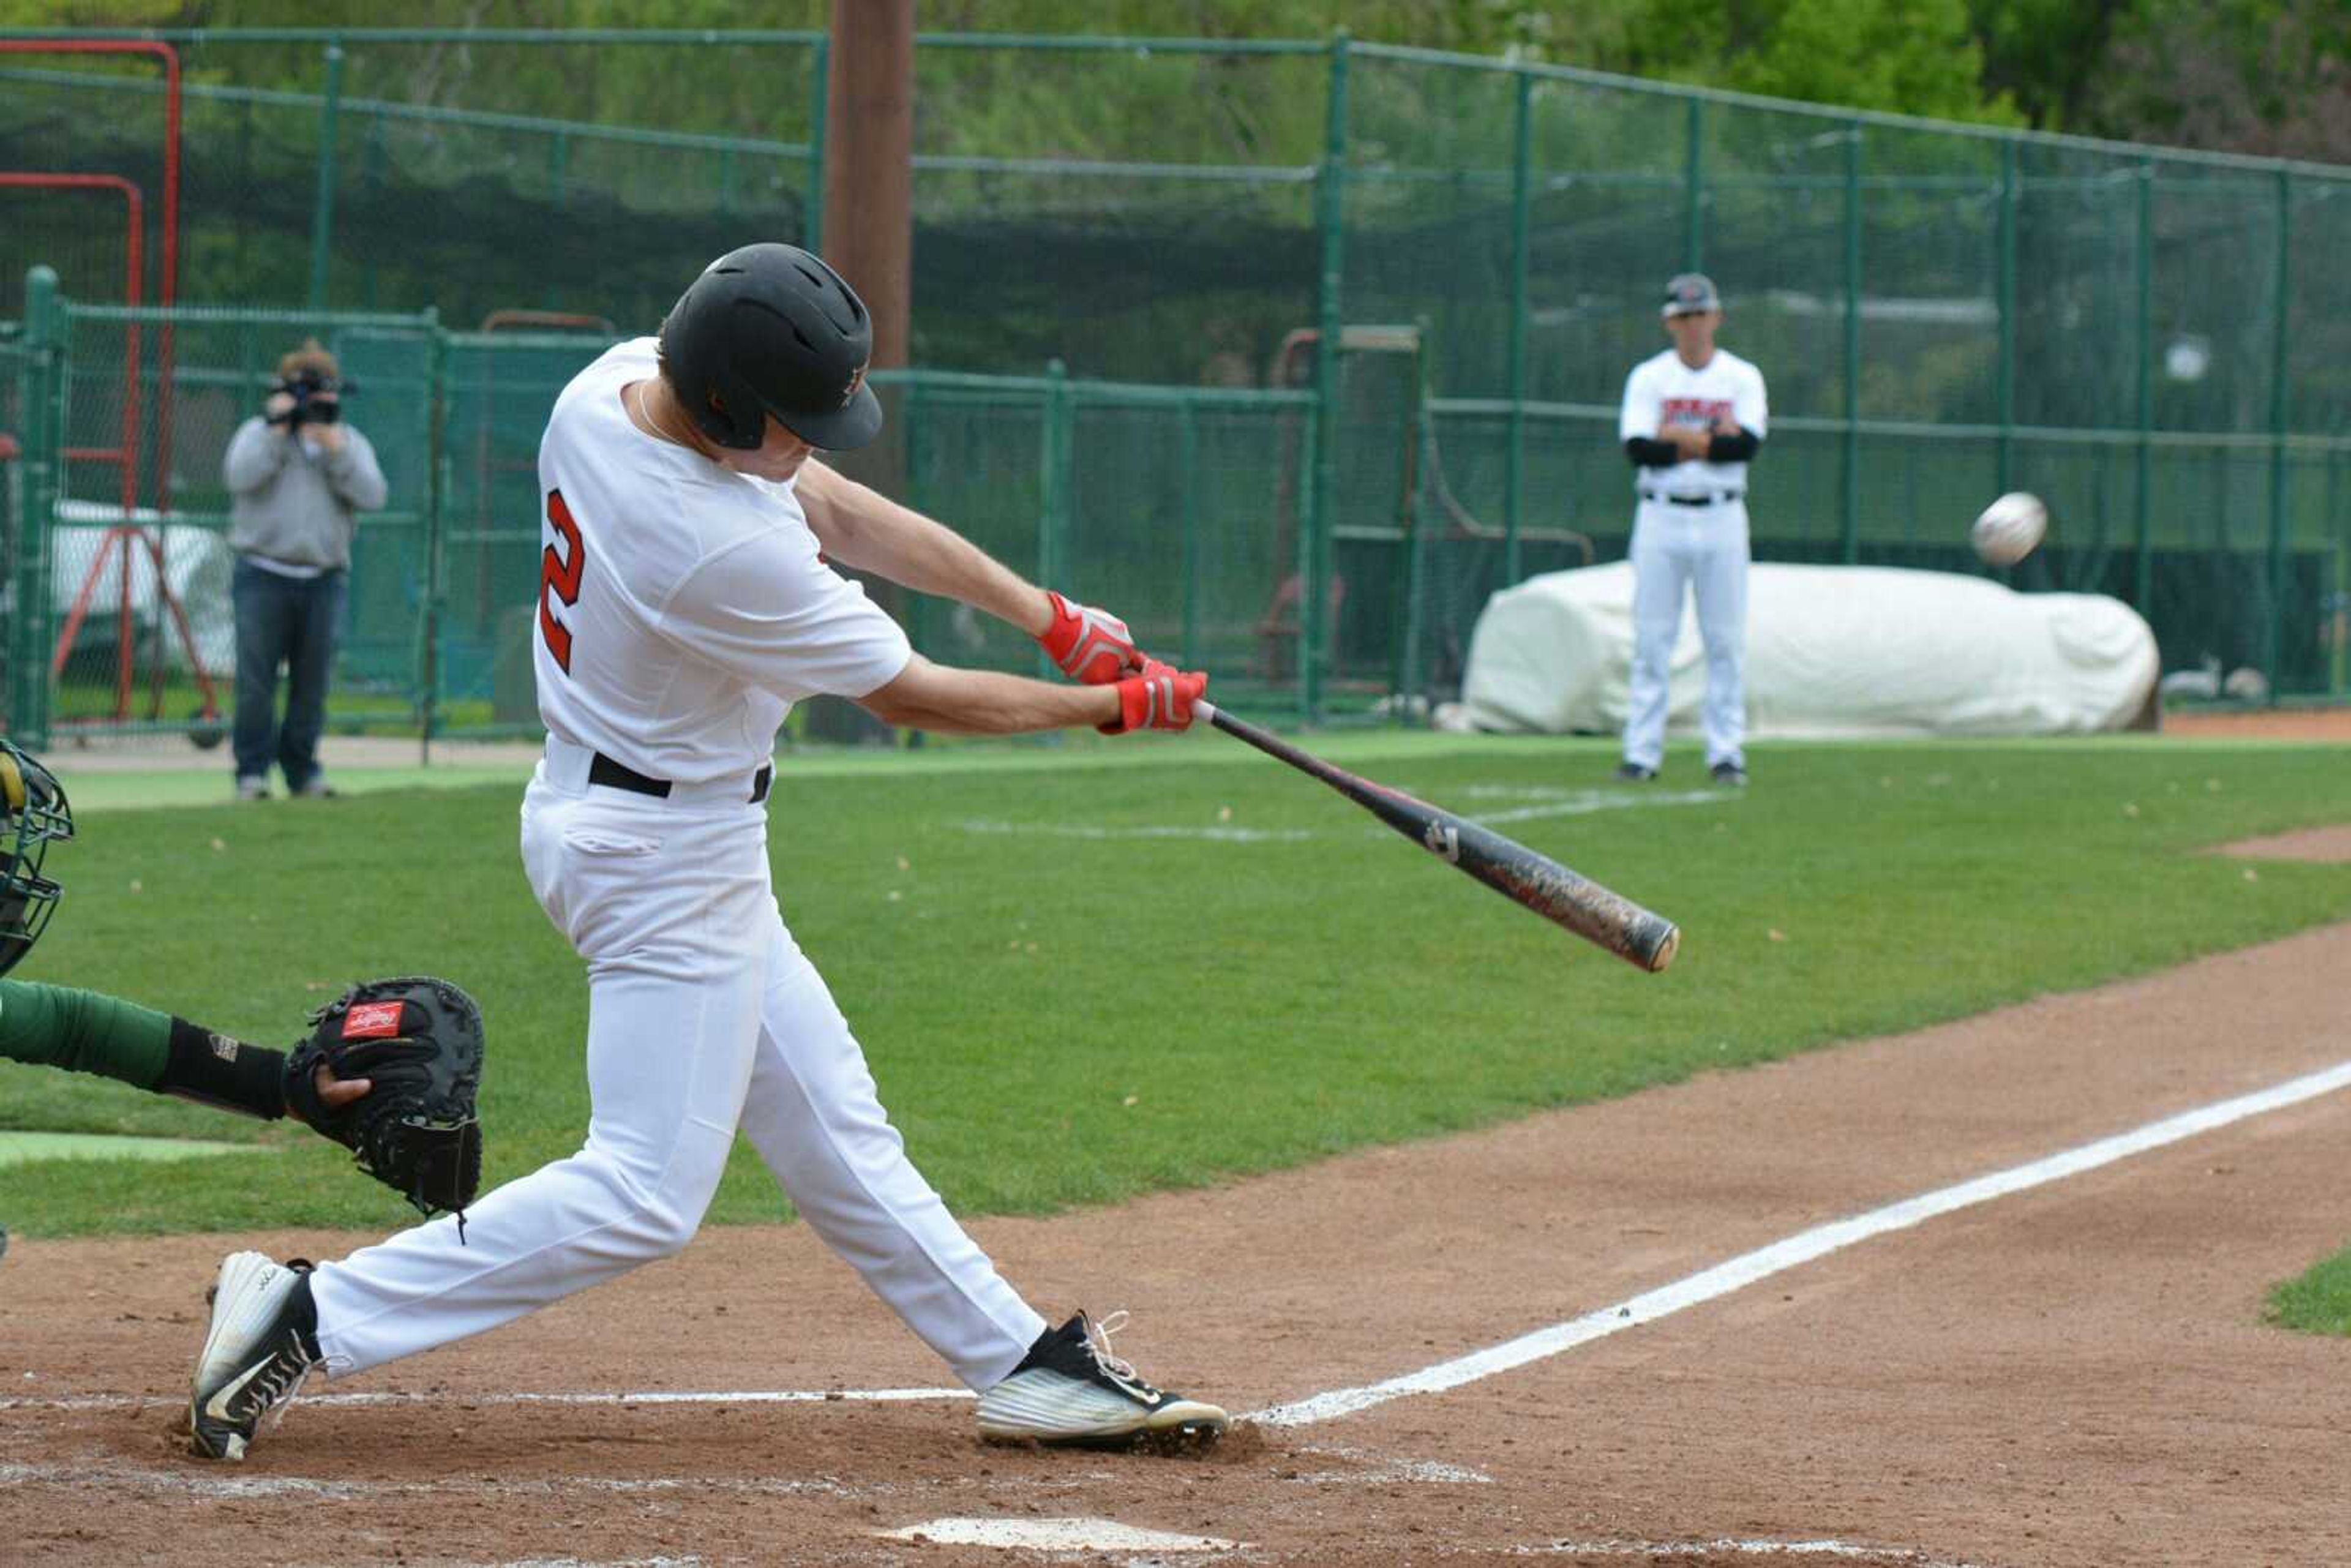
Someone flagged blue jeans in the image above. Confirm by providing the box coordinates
[232,557,348,791]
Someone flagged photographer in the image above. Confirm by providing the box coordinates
[220,339,386,800]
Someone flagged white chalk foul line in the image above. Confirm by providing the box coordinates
[0,1386,971,1414]
[0,1460,851,1501]
[1251,1058,2351,1428]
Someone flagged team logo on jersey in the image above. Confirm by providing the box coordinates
[342,1000,407,1039]
[1662,396,1732,427]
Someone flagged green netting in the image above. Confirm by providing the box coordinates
[31,303,438,738]
[1523,80,1693,409]
[1,328,26,728]
[436,330,621,732]
[10,29,2351,726]
[909,44,1325,384]
[894,379,1314,712]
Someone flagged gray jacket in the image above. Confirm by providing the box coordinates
[221,417,388,571]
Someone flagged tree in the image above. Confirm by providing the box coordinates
[2085,0,2351,162]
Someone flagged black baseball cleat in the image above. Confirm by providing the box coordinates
[189,1251,320,1461]
[975,1311,1228,1452]
[1709,760,1749,788]
[1614,761,1658,782]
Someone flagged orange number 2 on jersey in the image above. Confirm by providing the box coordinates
[540,488,585,673]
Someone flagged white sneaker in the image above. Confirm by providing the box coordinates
[189,1251,319,1460]
[234,776,270,801]
[975,1311,1228,1450]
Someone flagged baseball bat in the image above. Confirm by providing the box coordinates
[1195,702,1681,973]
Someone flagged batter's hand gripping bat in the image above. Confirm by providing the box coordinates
[1195,703,1680,973]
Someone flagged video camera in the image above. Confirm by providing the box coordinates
[266,370,353,428]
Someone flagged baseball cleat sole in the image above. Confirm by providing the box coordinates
[978,1394,1231,1451]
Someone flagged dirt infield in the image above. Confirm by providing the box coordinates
[2164,707,2351,743]
[7,923,2351,1565]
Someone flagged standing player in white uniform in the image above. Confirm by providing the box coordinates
[1614,272,1768,787]
[187,244,1226,1460]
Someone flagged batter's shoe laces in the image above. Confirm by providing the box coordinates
[189,1251,320,1461]
[975,1310,1229,1450]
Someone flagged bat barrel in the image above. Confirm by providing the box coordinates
[1453,816,1679,972]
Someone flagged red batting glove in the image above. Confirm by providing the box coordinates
[1102,661,1207,735]
[1037,590,1144,685]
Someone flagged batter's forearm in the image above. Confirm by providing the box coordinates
[0,978,287,1117]
[1624,437,1682,468]
[858,662,1119,735]
[800,464,1052,636]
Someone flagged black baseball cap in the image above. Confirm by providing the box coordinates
[1662,273,1722,317]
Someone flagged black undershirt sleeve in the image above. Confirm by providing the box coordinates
[1706,427,1763,463]
[1624,437,1682,468]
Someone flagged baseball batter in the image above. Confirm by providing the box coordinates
[189,243,1225,1461]
[1615,272,1768,787]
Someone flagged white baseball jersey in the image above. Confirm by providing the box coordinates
[532,338,910,786]
[1616,347,1769,496]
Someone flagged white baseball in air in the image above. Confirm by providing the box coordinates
[1971,491,2047,567]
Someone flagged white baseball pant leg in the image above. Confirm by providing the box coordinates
[736,923,1044,1390]
[309,773,768,1373]
[311,766,1044,1389]
[1692,500,1750,770]
[1621,500,1688,773]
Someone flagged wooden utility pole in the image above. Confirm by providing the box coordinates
[808,0,916,744]
[822,0,913,372]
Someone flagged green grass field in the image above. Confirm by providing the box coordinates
[2268,1249,2351,1336]
[3,734,2347,1239]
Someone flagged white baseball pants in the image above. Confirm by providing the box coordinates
[1621,498,1749,773]
[308,752,1048,1389]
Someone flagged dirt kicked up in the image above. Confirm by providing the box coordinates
[4,860,2350,1566]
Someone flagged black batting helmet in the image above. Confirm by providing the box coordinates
[0,739,72,979]
[658,243,883,452]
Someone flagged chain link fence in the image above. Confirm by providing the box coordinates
[1,283,1320,747]
[6,27,2351,730]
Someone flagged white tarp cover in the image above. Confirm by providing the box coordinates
[45,502,236,673]
[1461,561,2159,738]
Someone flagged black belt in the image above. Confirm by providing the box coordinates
[588,751,772,805]
[1641,489,1744,507]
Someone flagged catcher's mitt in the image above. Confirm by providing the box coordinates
[287,976,484,1226]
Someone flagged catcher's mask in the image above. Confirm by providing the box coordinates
[0,739,72,978]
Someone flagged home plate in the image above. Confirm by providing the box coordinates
[876,1517,1242,1552]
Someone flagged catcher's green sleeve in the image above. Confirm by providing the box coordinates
[0,978,286,1118]
[0,977,171,1086]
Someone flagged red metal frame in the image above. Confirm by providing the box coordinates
[0,43,213,728]
[0,40,182,500]
[0,173,142,515]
